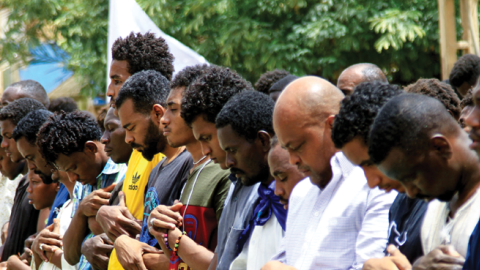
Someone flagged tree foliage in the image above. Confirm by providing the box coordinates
[0,0,464,96]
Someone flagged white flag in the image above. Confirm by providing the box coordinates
[107,0,208,92]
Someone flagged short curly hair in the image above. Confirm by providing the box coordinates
[181,66,253,126]
[449,54,480,88]
[461,89,474,109]
[216,91,275,142]
[13,110,53,144]
[115,70,170,114]
[112,32,174,80]
[404,78,461,120]
[48,97,78,113]
[0,98,46,125]
[331,82,403,149]
[368,94,460,165]
[170,64,210,90]
[37,111,102,165]
[254,69,290,94]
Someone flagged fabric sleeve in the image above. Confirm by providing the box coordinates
[61,253,79,270]
[350,189,397,270]
[269,237,287,263]
[463,218,480,270]
[213,174,231,221]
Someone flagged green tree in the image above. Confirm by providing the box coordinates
[0,0,108,96]
[0,0,456,96]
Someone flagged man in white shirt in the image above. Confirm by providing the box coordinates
[263,76,396,270]
[369,93,480,269]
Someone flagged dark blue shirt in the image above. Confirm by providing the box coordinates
[463,216,480,269]
[46,184,69,226]
[387,193,428,263]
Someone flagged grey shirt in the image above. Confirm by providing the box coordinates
[216,174,260,270]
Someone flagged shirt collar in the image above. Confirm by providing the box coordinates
[334,151,356,180]
[97,158,123,178]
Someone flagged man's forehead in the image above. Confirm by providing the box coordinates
[110,60,129,74]
[166,96,180,106]
[168,87,184,101]
[0,119,14,130]
[118,101,145,123]
[218,125,244,145]
[105,109,119,124]
[379,148,415,175]
[17,137,35,151]
[269,147,289,166]
[192,116,215,133]
[193,124,214,136]
[55,153,77,169]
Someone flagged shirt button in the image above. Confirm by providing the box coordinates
[233,196,237,202]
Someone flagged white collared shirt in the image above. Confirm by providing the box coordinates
[272,152,397,269]
[230,215,284,270]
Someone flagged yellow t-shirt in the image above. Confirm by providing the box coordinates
[108,150,163,270]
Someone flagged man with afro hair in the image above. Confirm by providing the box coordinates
[11,109,79,268]
[331,82,428,267]
[116,64,229,270]
[216,90,286,269]
[13,109,72,228]
[37,111,127,269]
[449,54,480,98]
[254,69,290,95]
[0,98,45,164]
[101,31,169,270]
[181,66,253,168]
[404,78,461,120]
[180,65,264,270]
[107,32,174,107]
[48,97,78,113]
[113,70,193,270]
[0,98,45,263]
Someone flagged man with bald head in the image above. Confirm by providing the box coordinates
[1,80,49,108]
[337,63,388,95]
[262,76,396,270]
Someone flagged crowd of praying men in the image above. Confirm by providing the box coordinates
[1,31,480,270]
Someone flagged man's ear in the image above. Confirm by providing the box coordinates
[152,104,165,124]
[84,141,98,154]
[326,115,335,129]
[257,131,272,152]
[430,135,452,160]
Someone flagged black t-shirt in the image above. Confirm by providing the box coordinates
[139,150,193,247]
[1,174,40,261]
[387,193,428,263]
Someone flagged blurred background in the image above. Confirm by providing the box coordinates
[0,0,478,113]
